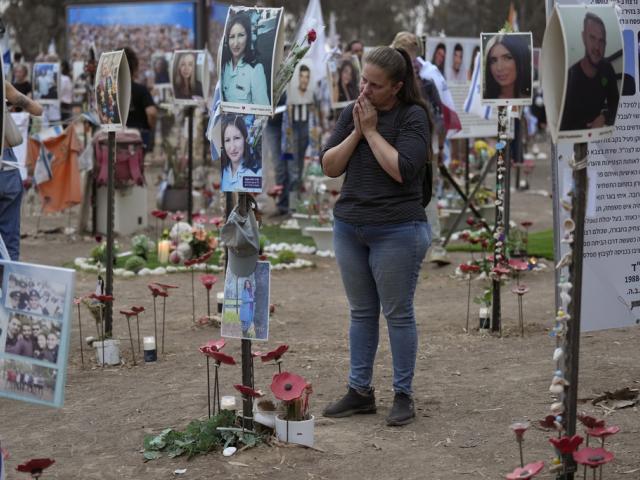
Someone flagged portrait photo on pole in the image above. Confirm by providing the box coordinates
[544,4,623,143]
[219,6,283,115]
[287,59,314,105]
[480,32,533,107]
[94,50,131,131]
[328,54,360,109]
[425,37,480,84]
[220,113,263,193]
[151,51,172,87]
[32,63,60,104]
[222,262,270,341]
[170,49,209,105]
[0,260,75,408]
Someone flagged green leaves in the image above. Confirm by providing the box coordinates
[142,411,264,461]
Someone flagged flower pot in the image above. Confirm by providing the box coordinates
[274,414,315,447]
[291,213,320,237]
[479,307,491,330]
[305,226,334,252]
[94,339,121,365]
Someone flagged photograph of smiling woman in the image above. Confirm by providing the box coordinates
[481,32,533,106]
[220,114,263,193]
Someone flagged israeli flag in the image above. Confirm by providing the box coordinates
[464,52,492,120]
[206,82,222,161]
[1,34,11,78]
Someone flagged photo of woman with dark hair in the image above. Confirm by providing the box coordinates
[220,9,270,107]
[172,51,203,100]
[329,56,360,108]
[482,33,532,103]
[240,279,255,337]
[220,114,262,192]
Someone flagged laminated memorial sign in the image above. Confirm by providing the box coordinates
[94,50,131,130]
[219,6,284,115]
[0,260,76,407]
[219,113,263,193]
[328,53,360,110]
[542,4,623,143]
[32,63,60,104]
[480,32,533,107]
[170,49,209,105]
[287,59,314,105]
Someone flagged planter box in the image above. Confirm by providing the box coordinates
[94,339,121,366]
[275,414,314,447]
[306,226,334,252]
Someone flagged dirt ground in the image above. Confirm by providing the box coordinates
[1,146,639,480]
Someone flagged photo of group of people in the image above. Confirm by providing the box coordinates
[328,54,360,109]
[0,261,74,407]
[543,4,623,143]
[222,261,270,341]
[32,63,59,103]
[220,113,263,193]
[481,32,533,106]
[95,50,130,129]
[219,6,283,115]
[426,37,480,84]
[171,50,207,104]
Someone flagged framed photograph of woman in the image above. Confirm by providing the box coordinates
[328,54,361,109]
[94,50,131,131]
[221,261,270,341]
[32,63,60,104]
[220,113,263,193]
[170,49,209,105]
[481,32,533,107]
[549,4,623,143]
[0,259,75,408]
[151,51,172,87]
[219,6,284,115]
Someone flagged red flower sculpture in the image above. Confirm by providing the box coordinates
[586,425,620,440]
[509,259,529,271]
[202,338,226,352]
[73,297,82,305]
[459,263,481,274]
[505,460,544,479]
[307,28,317,44]
[271,372,308,402]
[200,274,218,290]
[260,345,289,363]
[94,235,103,243]
[147,284,167,298]
[184,258,199,267]
[521,221,533,229]
[511,285,530,295]
[234,384,264,398]
[16,458,55,474]
[549,435,584,454]
[131,306,145,314]
[119,309,136,317]
[573,447,614,468]
[198,251,213,264]
[209,216,224,227]
[205,350,236,365]
[151,210,168,220]
[172,212,185,222]
[154,282,179,291]
[492,266,511,277]
[466,216,475,226]
[89,293,114,303]
[577,413,605,429]
[510,421,530,442]
[212,181,221,190]
[539,415,560,430]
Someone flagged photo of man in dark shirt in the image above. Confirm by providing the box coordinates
[560,12,620,131]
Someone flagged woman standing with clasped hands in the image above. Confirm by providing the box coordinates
[321,47,431,427]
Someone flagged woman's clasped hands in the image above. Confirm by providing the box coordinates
[353,94,377,138]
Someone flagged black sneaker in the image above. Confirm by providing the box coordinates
[385,392,415,426]
[323,386,377,418]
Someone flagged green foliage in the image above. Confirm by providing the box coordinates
[276,250,296,264]
[448,229,554,260]
[142,411,263,460]
[90,242,119,265]
[473,287,493,308]
[132,234,153,260]
[124,255,147,273]
[260,225,315,247]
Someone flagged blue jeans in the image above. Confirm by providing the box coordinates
[333,218,431,395]
[0,148,22,261]
[276,120,308,212]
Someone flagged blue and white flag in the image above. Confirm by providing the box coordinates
[206,82,222,161]
[1,34,11,78]
[464,52,492,120]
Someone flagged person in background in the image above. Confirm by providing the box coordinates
[432,43,446,75]
[11,64,32,98]
[448,43,467,82]
[121,47,157,154]
[60,61,73,122]
[347,39,364,66]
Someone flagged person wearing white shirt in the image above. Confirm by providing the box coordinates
[60,61,73,122]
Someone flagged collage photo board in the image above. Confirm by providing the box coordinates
[94,50,131,131]
[0,260,76,407]
[542,3,623,143]
[170,49,209,106]
[217,6,284,194]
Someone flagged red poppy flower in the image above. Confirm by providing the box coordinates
[202,338,225,352]
[521,221,533,228]
[89,293,114,303]
[481,239,489,249]
[234,384,264,398]
[573,447,614,468]
[184,258,199,267]
[260,345,289,362]
[505,460,544,479]
[147,284,167,297]
[549,435,583,454]
[466,216,475,226]
[469,237,480,245]
[198,251,213,264]
[492,266,511,276]
[154,282,179,291]
[512,285,530,295]
[510,421,530,442]
[205,350,236,365]
[16,458,55,474]
[151,210,168,220]
[459,232,470,241]
[459,263,481,274]
[73,297,82,305]
[509,259,529,271]
[307,28,317,44]
[212,181,221,190]
[172,212,185,222]
[577,414,605,429]
[94,235,103,243]
[119,309,136,317]
[586,425,620,440]
[539,415,559,430]
[271,371,308,402]
[131,306,145,314]
[200,274,218,290]
[209,216,223,227]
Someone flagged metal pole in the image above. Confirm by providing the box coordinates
[465,139,470,198]
[562,143,588,480]
[187,107,194,224]
[104,130,116,337]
